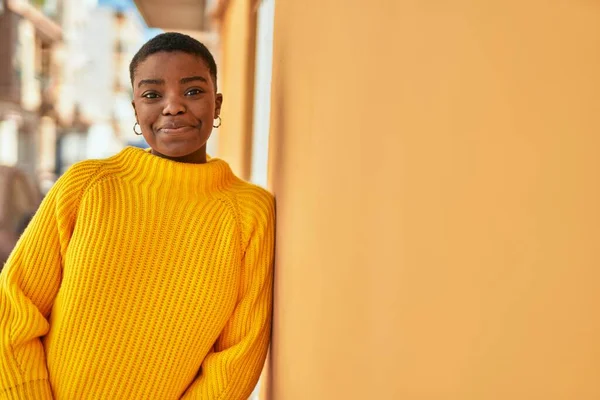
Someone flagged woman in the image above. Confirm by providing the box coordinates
[0,32,275,399]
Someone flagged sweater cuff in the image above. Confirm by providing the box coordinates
[0,380,53,400]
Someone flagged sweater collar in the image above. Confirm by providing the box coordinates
[113,146,236,195]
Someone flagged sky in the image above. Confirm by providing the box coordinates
[97,0,136,10]
[96,0,163,39]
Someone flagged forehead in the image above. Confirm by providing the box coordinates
[134,51,212,83]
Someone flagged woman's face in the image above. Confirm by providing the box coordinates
[131,51,222,162]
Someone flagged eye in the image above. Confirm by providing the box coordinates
[185,88,203,96]
[142,92,160,99]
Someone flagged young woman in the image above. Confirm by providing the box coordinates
[0,32,275,400]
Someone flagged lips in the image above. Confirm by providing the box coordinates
[158,121,196,133]
[161,121,188,129]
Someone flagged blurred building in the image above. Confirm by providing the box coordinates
[0,0,146,191]
[0,0,62,190]
[54,0,146,175]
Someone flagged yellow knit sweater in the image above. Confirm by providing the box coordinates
[0,147,275,400]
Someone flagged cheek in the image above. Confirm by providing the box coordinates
[191,106,215,125]
[135,104,160,126]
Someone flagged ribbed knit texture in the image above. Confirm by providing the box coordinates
[0,147,275,400]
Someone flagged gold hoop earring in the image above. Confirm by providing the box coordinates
[133,122,143,135]
[213,116,222,128]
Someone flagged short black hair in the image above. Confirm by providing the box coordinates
[129,32,218,90]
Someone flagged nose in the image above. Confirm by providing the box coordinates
[162,95,186,116]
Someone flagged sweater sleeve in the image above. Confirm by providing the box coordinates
[0,162,98,400]
[181,189,275,400]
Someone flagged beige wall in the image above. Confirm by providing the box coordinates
[267,1,600,399]
[216,0,256,180]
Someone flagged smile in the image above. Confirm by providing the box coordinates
[159,126,195,134]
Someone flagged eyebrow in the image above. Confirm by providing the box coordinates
[137,76,208,88]
[180,76,208,84]
[138,78,163,88]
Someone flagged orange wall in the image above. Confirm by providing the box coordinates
[267,1,600,399]
[216,0,256,179]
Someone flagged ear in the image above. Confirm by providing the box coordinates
[214,93,223,118]
[131,100,138,120]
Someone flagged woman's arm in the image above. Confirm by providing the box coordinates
[0,162,98,399]
[182,189,275,400]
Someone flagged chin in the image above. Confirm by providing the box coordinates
[157,140,207,158]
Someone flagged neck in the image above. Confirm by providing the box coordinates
[114,147,235,194]
[151,145,207,164]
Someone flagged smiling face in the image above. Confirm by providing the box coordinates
[131,51,223,163]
